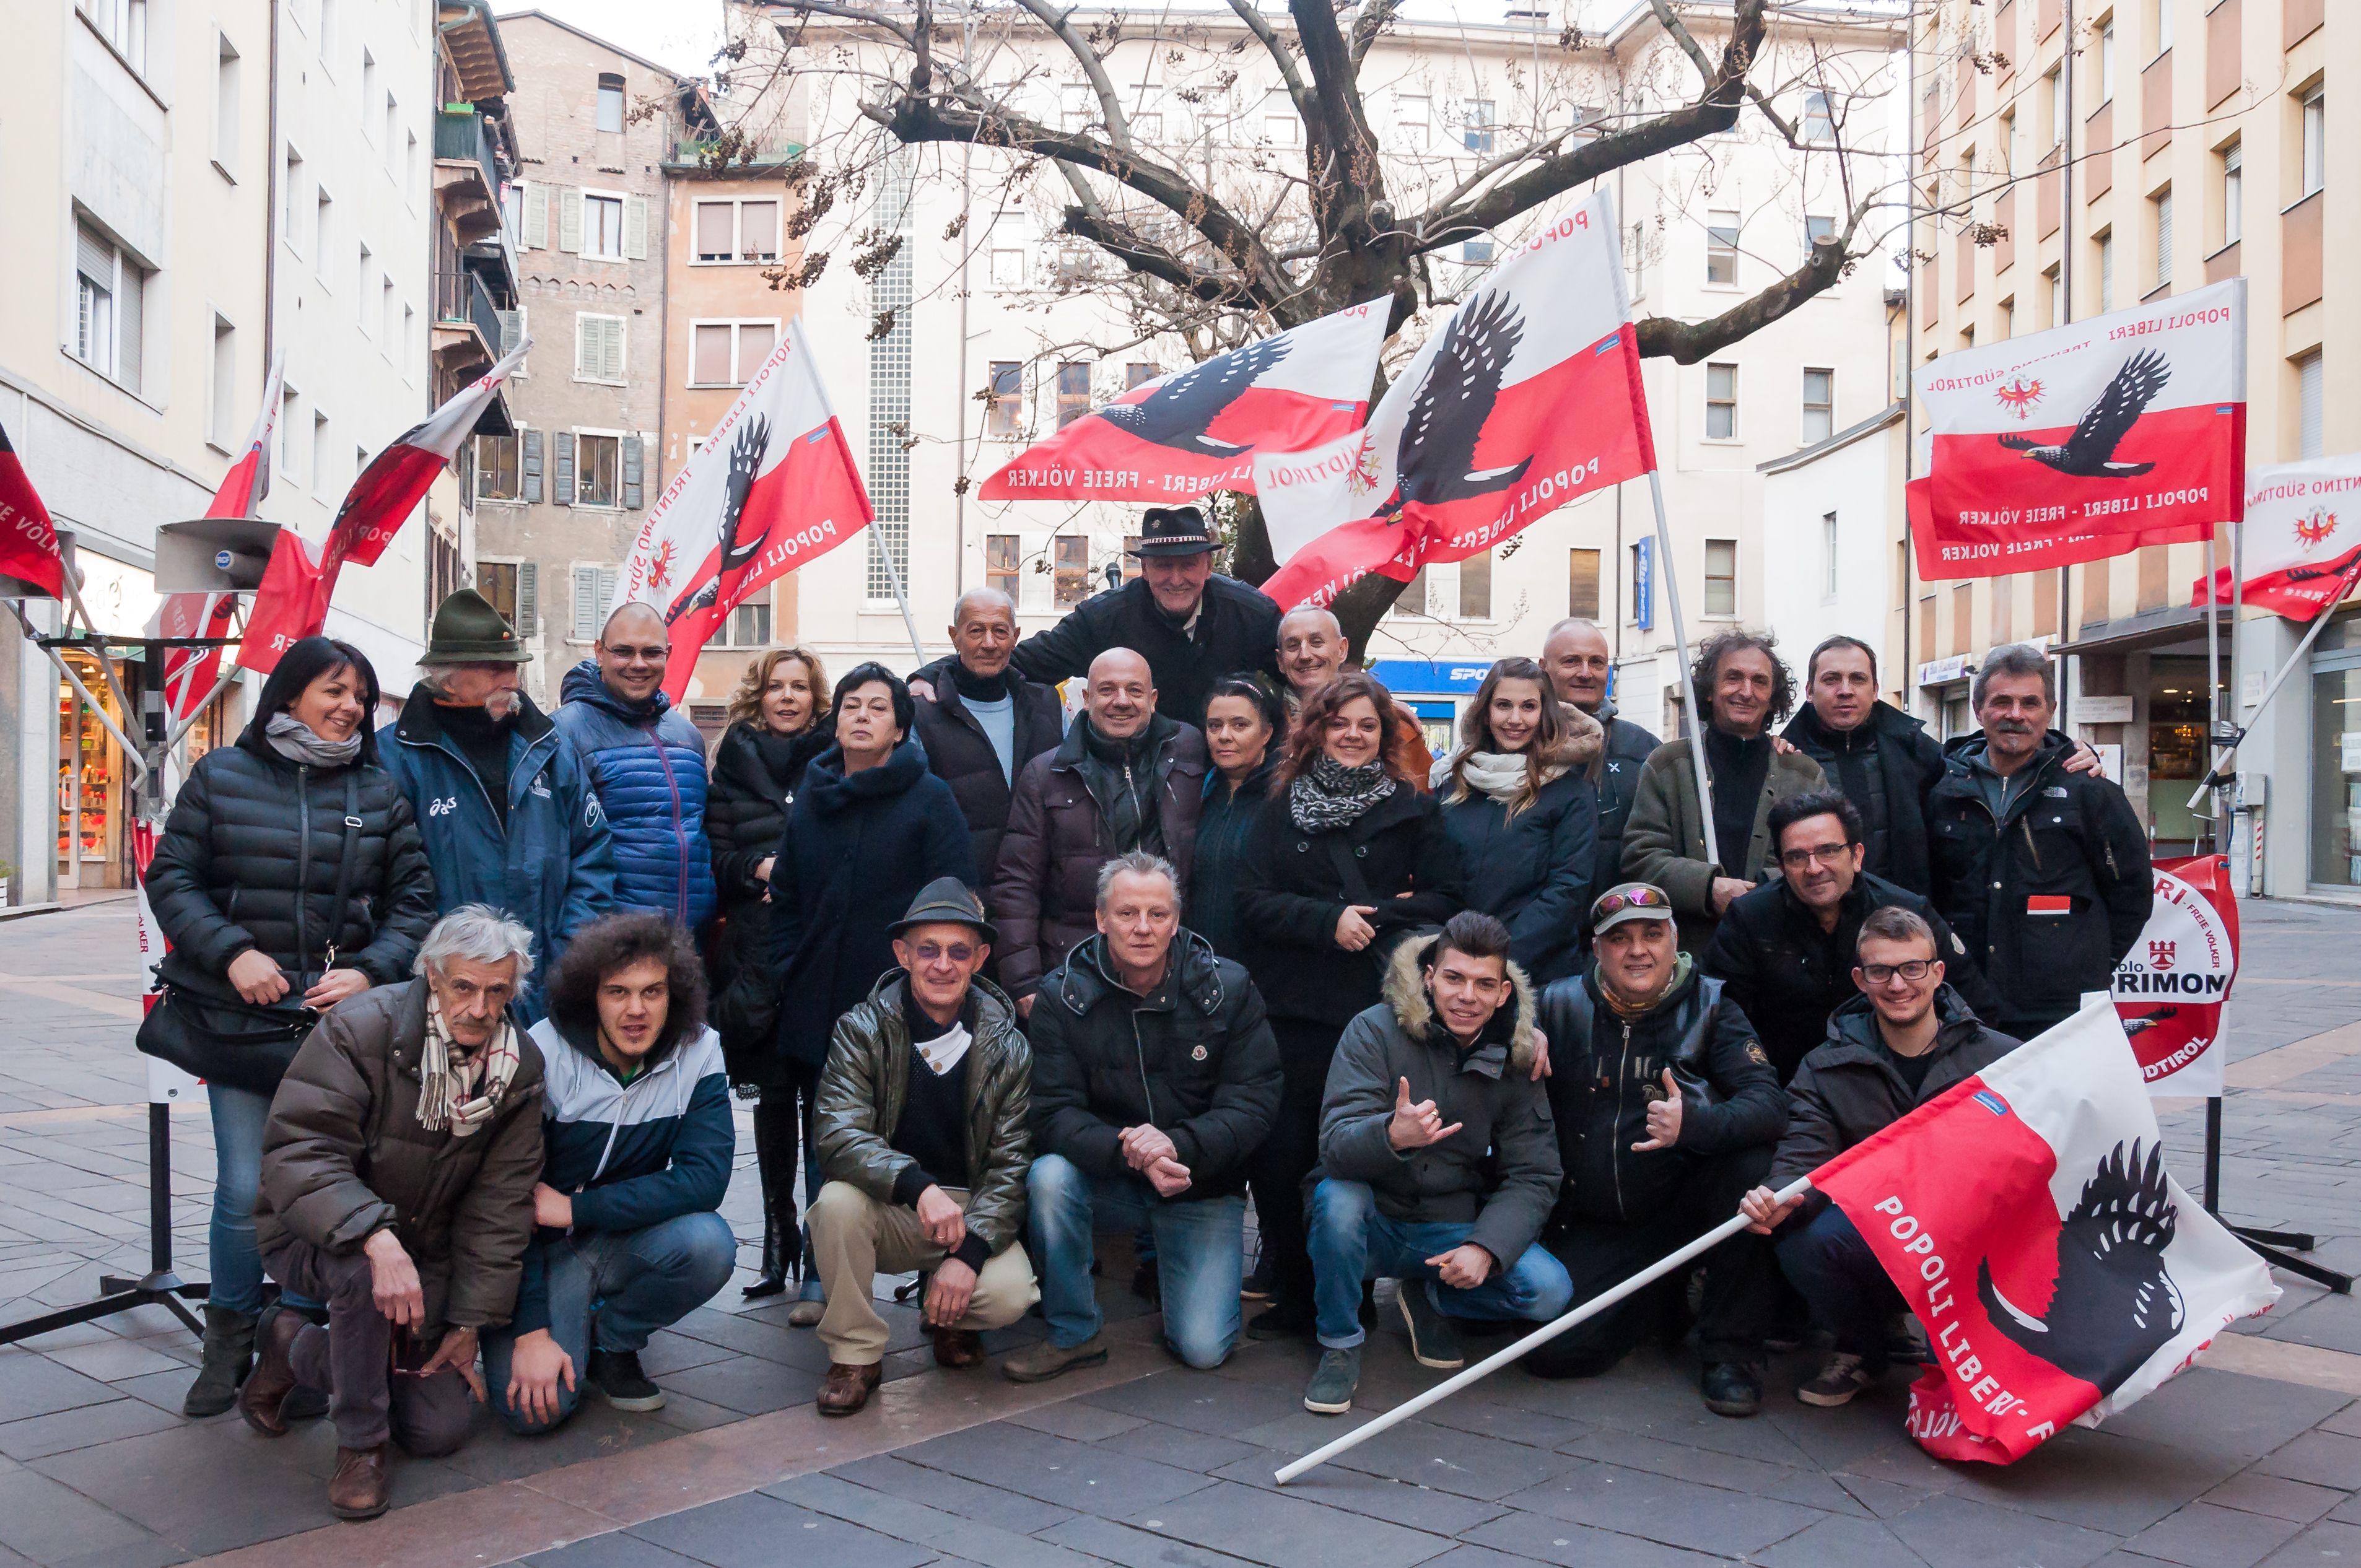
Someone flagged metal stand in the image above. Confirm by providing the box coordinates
[0,1103,206,1344]
[2204,1098,2352,1294]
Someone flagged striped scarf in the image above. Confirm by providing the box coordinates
[419,991,522,1136]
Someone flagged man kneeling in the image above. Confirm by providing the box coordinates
[810,878,1041,1414]
[1010,852,1281,1381]
[486,913,736,1433]
[1303,911,1573,1415]
[242,907,545,1521]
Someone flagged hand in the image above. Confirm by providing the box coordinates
[755,856,775,884]
[1143,1156,1192,1197]
[1335,905,1379,952]
[1710,877,1753,915]
[1529,1027,1551,1081]
[916,1184,967,1252]
[1740,1185,1802,1235]
[925,1257,978,1326]
[2063,741,2104,775]
[1770,735,1800,757]
[1119,1124,1177,1172]
[532,1182,574,1229]
[419,1325,486,1402]
[364,1229,425,1330]
[1017,993,1036,1020]
[910,677,938,703]
[1631,1069,1684,1151]
[302,968,370,1009]
[1426,1243,1494,1291]
[227,949,290,1005]
[504,1328,575,1425]
[1387,1077,1462,1151]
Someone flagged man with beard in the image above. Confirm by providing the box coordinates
[909,588,1066,881]
[1926,644,2151,1040]
[1276,605,1433,784]
[1776,637,1949,895]
[1540,618,1657,913]
[384,591,616,1022]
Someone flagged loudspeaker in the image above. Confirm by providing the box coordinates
[154,516,282,594]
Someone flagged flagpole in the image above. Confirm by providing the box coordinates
[1645,469,1722,871]
[2204,526,2225,853]
[1273,1177,1813,1487]
[871,529,928,664]
[2187,555,2361,811]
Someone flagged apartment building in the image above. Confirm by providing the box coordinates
[1909,0,2352,895]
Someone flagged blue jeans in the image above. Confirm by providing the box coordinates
[1307,1178,1574,1351]
[206,1084,320,1319]
[482,1211,736,1434]
[1029,1152,1244,1369]
[1775,1203,1905,1365]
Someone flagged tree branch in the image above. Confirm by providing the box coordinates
[1010,0,1134,150]
[1634,199,1870,364]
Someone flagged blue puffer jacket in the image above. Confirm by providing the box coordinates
[553,661,717,930]
[381,686,618,1022]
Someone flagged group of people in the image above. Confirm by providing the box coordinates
[136,503,2156,1522]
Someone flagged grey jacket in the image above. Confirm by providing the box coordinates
[1621,734,1827,951]
[1316,938,1560,1270]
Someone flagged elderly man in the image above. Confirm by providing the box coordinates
[1542,617,1660,913]
[991,648,1208,1007]
[911,587,1066,880]
[383,590,616,1021]
[1527,884,1786,1416]
[1011,506,1281,724]
[807,879,1039,1416]
[1011,853,1282,1381]
[552,604,715,928]
[1276,604,1434,783]
[238,906,546,1521]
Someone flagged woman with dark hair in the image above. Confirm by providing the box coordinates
[1236,670,1463,1336]
[766,664,975,1325]
[139,635,438,1416]
[1431,657,1602,984]
[705,647,835,1300]
[1189,675,1286,964]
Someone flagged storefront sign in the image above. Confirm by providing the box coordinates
[2112,854,2239,1097]
[1917,654,1971,687]
[1366,659,1494,696]
[1633,536,1653,630]
[2077,695,2136,724]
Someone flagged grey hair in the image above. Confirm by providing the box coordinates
[1095,850,1182,915]
[1971,643,2056,709]
[1543,617,1604,643]
[416,663,509,697]
[951,586,1016,624]
[414,904,537,982]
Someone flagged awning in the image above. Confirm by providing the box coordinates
[2060,605,2232,657]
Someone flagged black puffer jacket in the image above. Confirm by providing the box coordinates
[1766,987,2019,1189]
[1029,931,1283,1201]
[909,654,1065,882]
[1010,573,1281,725]
[1781,702,1948,895]
[705,716,834,1086]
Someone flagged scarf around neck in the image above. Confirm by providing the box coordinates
[419,990,523,1136]
[1442,747,1566,805]
[266,712,364,767]
[1289,752,1397,832]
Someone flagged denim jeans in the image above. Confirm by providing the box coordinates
[1307,1178,1574,1350]
[1774,1203,1905,1367]
[1029,1152,1245,1369]
[206,1084,320,1319]
[482,1211,736,1434]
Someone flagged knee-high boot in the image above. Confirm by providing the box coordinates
[743,1091,796,1299]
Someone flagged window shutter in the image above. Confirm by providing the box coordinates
[495,308,521,354]
[601,318,624,383]
[574,314,593,380]
[597,567,619,631]
[515,560,538,637]
[557,187,582,253]
[521,427,543,503]
[572,564,598,640]
[621,432,644,508]
[624,194,649,260]
[554,430,575,505]
[522,181,548,249]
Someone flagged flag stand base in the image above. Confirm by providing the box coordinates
[2204,1097,2352,1295]
[0,1103,207,1346]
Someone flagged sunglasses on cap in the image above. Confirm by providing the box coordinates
[1592,887,1670,920]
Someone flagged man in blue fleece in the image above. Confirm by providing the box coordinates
[484,913,736,1429]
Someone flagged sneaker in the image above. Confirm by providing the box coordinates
[1701,1361,1762,1418]
[587,1349,665,1412]
[1397,1283,1465,1370]
[1240,1260,1273,1301]
[1247,1303,1313,1341]
[1796,1351,1879,1408]
[1303,1346,1361,1414]
[1002,1333,1109,1384]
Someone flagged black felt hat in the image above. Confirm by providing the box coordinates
[1129,506,1218,557]
[887,876,997,945]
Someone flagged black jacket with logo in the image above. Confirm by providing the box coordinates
[1781,701,1949,895]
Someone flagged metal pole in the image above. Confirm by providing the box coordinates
[2204,527,2224,852]
[2188,560,2361,810]
[872,528,928,664]
[1645,469,1721,871]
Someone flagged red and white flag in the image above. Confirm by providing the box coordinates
[240,340,529,675]
[1913,279,2245,579]
[0,419,66,599]
[2112,855,2240,1097]
[1253,189,1654,610]
[622,318,871,699]
[153,353,285,716]
[1809,1000,2276,1465]
[979,302,1389,503]
[2191,455,2361,620]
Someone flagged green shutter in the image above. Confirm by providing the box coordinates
[554,430,574,505]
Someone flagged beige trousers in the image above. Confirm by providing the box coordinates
[807,1180,1039,1365]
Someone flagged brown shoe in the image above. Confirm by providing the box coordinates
[328,1444,390,1520]
[932,1328,984,1369]
[816,1361,881,1416]
[238,1304,307,1437]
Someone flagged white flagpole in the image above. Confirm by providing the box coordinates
[1646,469,1722,871]
[2187,555,2361,811]
[870,528,928,664]
[1273,1177,1812,1487]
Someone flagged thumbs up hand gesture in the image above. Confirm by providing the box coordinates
[1631,1069,1685,1152]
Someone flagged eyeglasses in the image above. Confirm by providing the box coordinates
[607,645,670,662]
[1778,842,1855,871]
[914,943,979,965]
[1859,960,1934,984]
[1592,887,1669,919]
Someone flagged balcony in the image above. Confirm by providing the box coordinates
[663,135,806,172]
[434,109,503,245]
[432,266,500,383]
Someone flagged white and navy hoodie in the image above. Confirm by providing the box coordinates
[511,1016,734,1336]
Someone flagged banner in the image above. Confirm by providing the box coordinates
[1254,189,1654,610]
[154,353,285,716]
[2191,454,2361,620]
[622,318,872,699]
[0,420,66,599]
[980,303,1387,503]
[2110,854,2240,1097]
[1813,1001,2276,1464]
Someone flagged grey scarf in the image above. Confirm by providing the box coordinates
[266,712,363,767]
[1288,752,1397,833]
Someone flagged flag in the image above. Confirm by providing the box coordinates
[622,317,871,699]
[153,353,285,716]
[2191,455,2361,619]
[1810,1000,2277,1464]
[2111,855,2240,1097]
[1254,189,1654,611]
[1912,279,2245,578]
[979,302,1389,503]
[239,340,528,676]
[0,420,66,599]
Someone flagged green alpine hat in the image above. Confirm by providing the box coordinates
[419,588,530,666]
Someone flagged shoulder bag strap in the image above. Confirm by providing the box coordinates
[323,772,365,973]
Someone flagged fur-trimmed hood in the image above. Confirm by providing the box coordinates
[1381,933,1538,1074]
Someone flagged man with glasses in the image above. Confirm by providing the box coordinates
[553,603,715,928]
[1702,791,1997,1084]
[1740,907,2020,1408]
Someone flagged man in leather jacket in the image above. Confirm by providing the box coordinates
[1527,882,1787,1417]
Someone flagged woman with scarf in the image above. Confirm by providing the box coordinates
[706,648,835,1305]
[1431,657,1602,985]
[140,636,437,1417]
[1236,671,1464,1338]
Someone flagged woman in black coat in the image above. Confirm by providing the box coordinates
[139,637,436,1415]
[1189,675,1285,964]
[1236,671,1463,1335]
[705,648,835,1300]
[1430,656,1601,985]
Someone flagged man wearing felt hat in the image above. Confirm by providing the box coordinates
[1008,506,1282,725]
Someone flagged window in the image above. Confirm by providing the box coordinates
[575,433,621,507]
[1802,90,1835,146]
[383,278,399,349]
[2302,88,2325,198]
[1264,115,1299,146]
[284,146,305,251]
[2153,0,2173,52]
[690,320,777,386]
[1055,363,1091,428]
[1801,368,1834,444]
[360,51,376,141]
[2001,297,2016,339]
[2047,264,2063,327]
[84,0,147,72]
[315,189,334,283]
[1823,513,1839,599]
[1125,363,1157,390]
[1460,238,1495,265]
[985,362,1021,436]
[721,597,772,648]
[474,434,522,501]
[1459,550,1493,620]
[575,313,626,383]
[2048,66,2068,149]
[1053,535,1091,606]
[476,561,535,637]
[312,410,332,499]
[280,384,305,489]
[214,34,241,174]
[1395,94,1430,151]
[1703,539,1738,617]
[985,534,1021,600]
[596,72,626,135]
[2298,350,2324,460]
[2152,187,2173,289]
[1567,548,1600,619]
[2220,142,2242,245]
[692,198,779,263]
[1463,99,1495,153]
[1804,213,1835,251]
[356,244,373,330]
[385,94,399,163]
[2098,19,2116,103]
[1706,210,1739,285]
[1121,537,1143,583]
[2097,230,2114,312]
[209,316,236,448]
[318,0,335,65]
[405,129,419,196]
[1704,362,1738,439]
[571,565,619,642]
[583,193,624,260]
[72,220,143,394]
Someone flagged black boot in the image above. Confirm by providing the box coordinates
[743,1094,793,1299]
[183,1304,256,1417]
[743,1208,787,1299]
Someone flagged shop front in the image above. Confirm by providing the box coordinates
[2305,614,2361,892]
[1366,658,1494,758]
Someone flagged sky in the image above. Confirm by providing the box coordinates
[497,1,727,76]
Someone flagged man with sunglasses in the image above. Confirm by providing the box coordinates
[1740,907,2020,1408]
